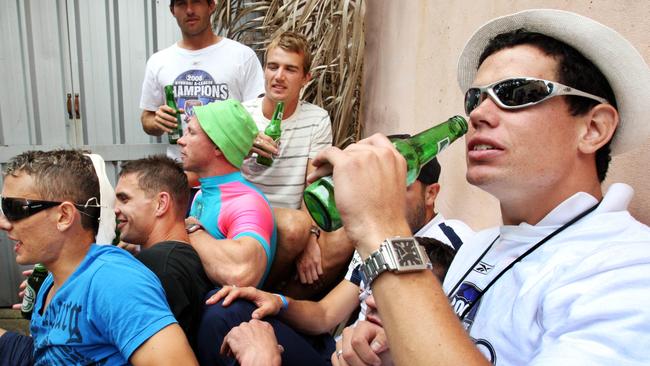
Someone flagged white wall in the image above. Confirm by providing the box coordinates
[362,0,650,230]
[0,0,179,307]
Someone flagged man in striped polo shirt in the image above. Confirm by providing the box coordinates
[240,31,348,299]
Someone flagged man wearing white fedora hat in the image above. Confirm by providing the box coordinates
[317,9,650,366]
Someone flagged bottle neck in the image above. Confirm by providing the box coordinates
[266,103,284,135]
[407,116,467,164]
[271,102,285,122]
[164,87,177,109]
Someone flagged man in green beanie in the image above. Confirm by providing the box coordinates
[178,99,277,288]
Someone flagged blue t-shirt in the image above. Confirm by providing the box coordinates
[30,244,177,365]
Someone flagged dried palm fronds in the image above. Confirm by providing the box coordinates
[212,0,365,147]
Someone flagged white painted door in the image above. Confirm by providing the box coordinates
[0,0,179,306]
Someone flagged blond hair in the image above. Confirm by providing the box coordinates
[266,31,312,74]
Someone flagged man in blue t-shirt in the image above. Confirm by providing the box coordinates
[0,150,197,365]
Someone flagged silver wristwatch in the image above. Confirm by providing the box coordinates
[360,237,432,287]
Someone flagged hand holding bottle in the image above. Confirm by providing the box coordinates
[11,269,32,310]
[250,132,279,160]
[305,116,467,232]
[308,134,413,258]
[163,85,185,143]
[153,105,185,134]
[20,264,48,319]
[256,102,284,166]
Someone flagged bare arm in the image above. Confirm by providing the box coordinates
[281,279,359,334]
[189,230,268,287]
[294,159,325,283]
[207,279,360,335]
[141,110,161,136]
[374,272,488,365]
[309,134,490,366]
[140,106,181,137]
[130,323,198,366]
[301,158,318,211]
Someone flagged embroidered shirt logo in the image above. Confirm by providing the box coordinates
[473,261,494,275]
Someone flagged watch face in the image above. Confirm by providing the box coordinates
[391,238,424,267]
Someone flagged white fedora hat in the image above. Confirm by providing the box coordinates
[457,9,650,155]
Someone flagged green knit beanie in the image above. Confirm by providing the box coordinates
[194,99,258,168]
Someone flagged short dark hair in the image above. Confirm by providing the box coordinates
[416,158,441,185]
[415,236,456,281]
[478,29,617,182]
[388,134,441,184]
[4,150,100,234]
[119,156,190,218]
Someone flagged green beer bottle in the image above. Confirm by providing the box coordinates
[164,85,184,144]
[21,263,48,320]
[304,115,468,232]
[256,101,285,166]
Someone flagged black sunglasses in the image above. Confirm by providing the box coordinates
[1,197,63,222]
[1,196,102,222]
[464,77,609,115]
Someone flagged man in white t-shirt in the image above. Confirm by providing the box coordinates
[320,9,650,366]
[139,0,264,161]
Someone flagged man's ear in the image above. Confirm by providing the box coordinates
[213,146,224,159]
[155,192,172,217]
[56,202,77,232]
[424,183,441,208]
[302,72,312,88]
[578,103,619,154]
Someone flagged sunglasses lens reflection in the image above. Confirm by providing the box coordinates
[494,79,551,107]
[465,79,554,114]
[464,89,482,115]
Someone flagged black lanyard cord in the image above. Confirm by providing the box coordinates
[450,201,601,321]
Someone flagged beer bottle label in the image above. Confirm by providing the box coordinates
[21,285,36,313]
[437,137,451,152]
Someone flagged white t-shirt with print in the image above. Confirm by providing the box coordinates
[140,38,264,160]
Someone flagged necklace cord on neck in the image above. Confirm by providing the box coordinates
[450,201,601,320]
